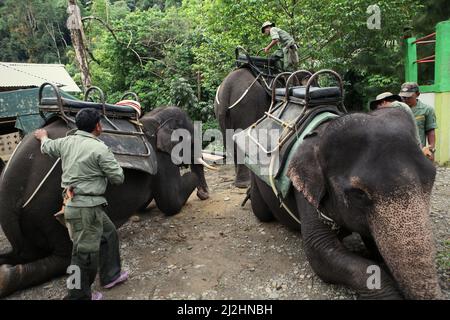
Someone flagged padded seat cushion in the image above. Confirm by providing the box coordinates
[237,54,279,66]
[40,97,137,115]
[275,86,341,100]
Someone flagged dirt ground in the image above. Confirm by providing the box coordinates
[1,165,449,300]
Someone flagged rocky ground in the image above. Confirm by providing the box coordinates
[1,165,449,300]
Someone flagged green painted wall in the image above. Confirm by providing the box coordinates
[435,21,450,92]
[405,37,418,83]
[435,92,450,166]
[404,21,450,166]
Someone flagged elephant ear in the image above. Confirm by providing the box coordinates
[156,121,193,165]
[287,133,325,208]
[156,124,176,154]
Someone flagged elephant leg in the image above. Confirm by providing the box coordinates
[155,172,197,216]
[154,157,198,216]
[250,174,274,222]
[137,196,154,212]
[294,191,403,299]
[0,254,70,298]
[0,252,24,266]
[233,145,250,188]
[235,164,250,188]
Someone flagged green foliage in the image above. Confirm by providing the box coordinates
[182,0,424,110]
[414,0,450,35]
[0,0,69,63]
[2,0,444,116]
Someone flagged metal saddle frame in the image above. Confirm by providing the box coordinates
[247,69,347,156]
[234,46,282,92]
[38,82,152,158]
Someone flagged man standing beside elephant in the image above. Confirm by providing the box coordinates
[261,21,299,71]
[369,92,421,147]
[399,82,437,161]
[34,108,128,300]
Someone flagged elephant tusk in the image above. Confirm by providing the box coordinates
[197,157,218,171]
[215,85,221,105]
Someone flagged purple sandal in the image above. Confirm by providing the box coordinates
[91,292,103,300]
[103,271,129,289]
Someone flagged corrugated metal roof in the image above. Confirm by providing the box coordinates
[0,62,81,92]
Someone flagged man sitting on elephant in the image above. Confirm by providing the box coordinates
[261,21,299,72]
[34,108,128,300]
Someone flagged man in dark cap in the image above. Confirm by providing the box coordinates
[399,82,437,160]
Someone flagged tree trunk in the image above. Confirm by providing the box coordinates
[67,0,91,90]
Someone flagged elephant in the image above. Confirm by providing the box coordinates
[0,159,4,174]
[250,107,443,299]
[0,106,212,297]
[214,68,271,188]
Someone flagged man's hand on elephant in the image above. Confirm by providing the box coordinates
[34,129,48,141]
[422,146,435,161]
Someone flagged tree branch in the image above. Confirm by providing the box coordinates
[82,15,144,67]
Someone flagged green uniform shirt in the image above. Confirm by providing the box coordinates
[389,101,421,146]
[270,27,295,49]
[410,100,437,147]
[41,130,124,207]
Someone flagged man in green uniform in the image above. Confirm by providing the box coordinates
[261,21,299,72]
[369,92,421,146]
[399,82,437,161]
[34,108,128,300]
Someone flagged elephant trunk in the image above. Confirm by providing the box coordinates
[190,163,209,200]
[369,187,443,299]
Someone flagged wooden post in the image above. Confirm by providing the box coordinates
[67,0,91,90]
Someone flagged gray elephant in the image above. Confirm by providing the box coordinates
[0,106,212,297]
[250,108,443,299]
[214,68,271,188]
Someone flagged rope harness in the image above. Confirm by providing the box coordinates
[22,158,61,208]
[228,74,262,110]
[215,73,264,110]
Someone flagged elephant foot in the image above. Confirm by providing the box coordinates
[0,264,15,298]
[197,187,209,200]
[234,179,250,189]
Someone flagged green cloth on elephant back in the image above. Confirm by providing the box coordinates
[244,112,339,199]
[41,130,124,207]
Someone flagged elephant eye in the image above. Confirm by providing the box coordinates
[346,188,372,207]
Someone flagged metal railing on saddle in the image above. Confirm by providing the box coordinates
[234,46,283,91]
[243,69,347,155]
[37,83,153,158]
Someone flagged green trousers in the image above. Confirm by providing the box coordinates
[64,205,121,300]
[273,45,299,72]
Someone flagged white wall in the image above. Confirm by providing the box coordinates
[420,92,436,109]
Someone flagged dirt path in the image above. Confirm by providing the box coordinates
[1,165,449,300]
